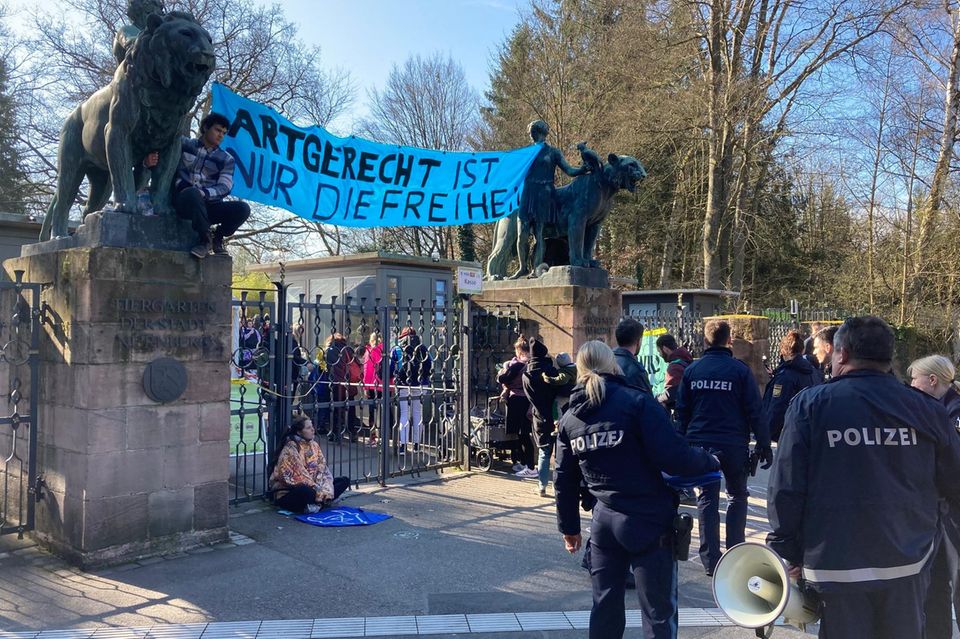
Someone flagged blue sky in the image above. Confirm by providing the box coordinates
[6,0,528,127]
[298,1,525,99]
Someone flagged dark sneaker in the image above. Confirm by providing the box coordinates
[211,232,229,255]
[190,241,211,259]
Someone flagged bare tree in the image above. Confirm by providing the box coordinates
[693,0,910,290]
[358,52,480,259]
[904,1,960,306]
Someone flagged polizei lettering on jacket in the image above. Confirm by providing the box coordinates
[570,430,625,453]
[689,379,733,391]
[826,427,918,448]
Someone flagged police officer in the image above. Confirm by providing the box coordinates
[762,329,822,442]
[555,341,719,639]
[613,317,653,395]
[767,316,960,638]
[675,319,769,576]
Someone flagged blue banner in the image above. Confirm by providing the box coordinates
[210,83,541,227]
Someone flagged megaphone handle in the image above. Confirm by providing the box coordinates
[755,625,774,639]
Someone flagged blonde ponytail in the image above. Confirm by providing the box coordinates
[908,355,957,392]
[575,340,623,407]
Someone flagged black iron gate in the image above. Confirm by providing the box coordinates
[229,288,280,504]
[0,271,40,537]
[285,295,466,485]
[228,282,471,503]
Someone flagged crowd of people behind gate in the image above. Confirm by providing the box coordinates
[234,310,438,452]
[492,315,960,639]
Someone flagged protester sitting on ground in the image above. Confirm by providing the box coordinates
[498,336,533,473]
[613,317,652,395]
[523,337,563,493]
[390,326,433,455]
[268,413,350,514]
[362,331,385,447]
[761,330,822,442]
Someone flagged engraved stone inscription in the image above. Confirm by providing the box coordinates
[115,297,220,353]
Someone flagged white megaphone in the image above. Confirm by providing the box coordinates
[712,542,820,637]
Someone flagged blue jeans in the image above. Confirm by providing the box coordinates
[695,444,749,574]
[537,436,555,489]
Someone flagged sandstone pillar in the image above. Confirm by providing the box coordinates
[4,213,231,567]
[474,267,622,356]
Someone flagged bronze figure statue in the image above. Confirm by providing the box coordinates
[485,150,646,280]
[485,124,646,280]
[512,120,589,279]
[40,11,214,241]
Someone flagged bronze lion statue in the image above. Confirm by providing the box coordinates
[485,154,647,279]
[40,11,214,241]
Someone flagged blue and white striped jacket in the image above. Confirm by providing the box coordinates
[175,137,235,201]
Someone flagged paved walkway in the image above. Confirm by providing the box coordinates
[0,467,808,638]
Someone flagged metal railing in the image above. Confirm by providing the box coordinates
[0,271,40,538]
[227,285,470,504]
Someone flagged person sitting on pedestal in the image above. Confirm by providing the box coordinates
[173,113,251,258]
[268,413,350,514]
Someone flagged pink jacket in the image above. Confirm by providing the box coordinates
[362,343,385,389]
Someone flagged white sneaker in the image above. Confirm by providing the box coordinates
[305,504,321,514]
[516,468,538,478]
[512,463,525,472]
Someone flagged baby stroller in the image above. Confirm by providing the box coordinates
[468,397,518,472]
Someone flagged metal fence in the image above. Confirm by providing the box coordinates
[0,271,40,538]
[229,289,278,504]
[626,309,836,368]
[469,304,521,409]
[228,284,468,505]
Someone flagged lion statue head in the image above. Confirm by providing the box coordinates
[129,11,215,95]
[605,154,647,193]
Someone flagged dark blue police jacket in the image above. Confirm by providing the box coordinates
[762,355,822,442]
[613,346,652,395]
[767,369,960,592]
[555,374,719,547]
[675,347,767,448]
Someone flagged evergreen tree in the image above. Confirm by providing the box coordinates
[0,54,28,212]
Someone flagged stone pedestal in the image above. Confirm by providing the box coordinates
[475,266,622,355]
[3,242,231,568]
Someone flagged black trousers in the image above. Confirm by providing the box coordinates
[925,519,960,639]
[819,573,928,639]
[506,394,534,467]
[174,186,251,241]
[695,444,749,574]
[273,478,350,513]
[588,505,678,639]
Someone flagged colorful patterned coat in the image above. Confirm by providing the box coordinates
[269,437,335,501]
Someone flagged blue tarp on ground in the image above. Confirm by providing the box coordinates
[295,506,392,527]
